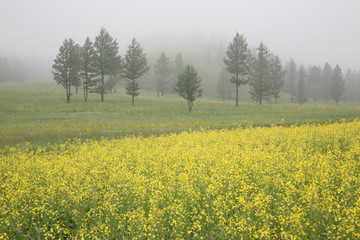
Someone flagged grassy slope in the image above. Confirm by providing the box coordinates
[1,81,360,145]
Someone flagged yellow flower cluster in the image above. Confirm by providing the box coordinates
[1,120,360,239]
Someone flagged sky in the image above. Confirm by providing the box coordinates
[1,0,360,72]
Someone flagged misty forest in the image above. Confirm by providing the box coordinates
[2,0,360,239]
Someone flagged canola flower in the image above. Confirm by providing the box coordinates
[0,120,360,239]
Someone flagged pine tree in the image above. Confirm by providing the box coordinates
[175,64,202,112]
[52,38,82,103]
[270,55,285,104]
[122,38,149,105]
[331,65,345,106]
[93,28,121,102]
[154,52,172,97]
[223,32,250,107]
[81,37,97,102]
[249,43,273,105]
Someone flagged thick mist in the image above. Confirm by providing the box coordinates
[1,0,360,80]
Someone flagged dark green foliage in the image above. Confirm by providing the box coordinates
[81,37,97,102]
[331,65,345,106]
[154,52,172,97]
[270,55,285,103]
[249,43,273,105]
[93,28,121,102]
[122,38,149,105]
[175,64,203,112]
[52,38,82,103]
[296,67,307,104]
[223,32,250,107]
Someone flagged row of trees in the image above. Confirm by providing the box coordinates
[52,28,203,112]
[52,28,149,104]
[218,32,348,106]
[284,60,347,105]
[222,33,285,106]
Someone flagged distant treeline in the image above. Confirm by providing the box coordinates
[0,56,26,83]
[218,59,358,105]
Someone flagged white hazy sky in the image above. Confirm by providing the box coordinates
[1,0,360,70]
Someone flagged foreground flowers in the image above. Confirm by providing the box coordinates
[1,120,360,239]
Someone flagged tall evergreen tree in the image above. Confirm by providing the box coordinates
[249,43,273,105]
[81,37,97,102]
[270,55,285,104]
[331,65,345,106]
[122,38,149,105]
[154,52,172,97]
[321,62,332,103]
[175,64,202,112]
[93,28,121,102]
[52,38,82,103]
[296,66,307,104]
[223,32,250,107]
[285,59,297,102]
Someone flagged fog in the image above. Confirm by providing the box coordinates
[1,0,360,79]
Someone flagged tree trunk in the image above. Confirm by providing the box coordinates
[235,83,239,107]
[66,85,71,103]
[132,79,135,105]
[101,73,104,102]
[188,100,193,112]
[259,95,262,105]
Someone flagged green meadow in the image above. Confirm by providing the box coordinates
[1,81,360,146]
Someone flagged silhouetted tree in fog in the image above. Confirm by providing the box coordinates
[122,38,149,105]
[270,55,285,104]
[306,65,322,100]
[154,52,172,97]
[321,62,332,103]
[217,67,233,100]
[296,66,307,104]
[171,53,185,92]
[285,59,297,102]
[331,65,345,106]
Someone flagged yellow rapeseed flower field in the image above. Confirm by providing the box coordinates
[1,120,360,239]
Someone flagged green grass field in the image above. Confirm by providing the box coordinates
[2,81,360,239]
[1,81,360,145]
